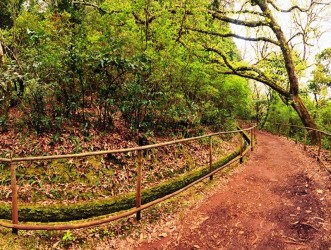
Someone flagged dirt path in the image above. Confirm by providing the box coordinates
[137,131,331,250]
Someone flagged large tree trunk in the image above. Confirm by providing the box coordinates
[255,1,319,144]
[291,95,319,144]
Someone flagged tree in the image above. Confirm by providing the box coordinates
[0,0,253,135]
[308,48,331,130]
[0,0,14,29]
[181,0,331,142]
[0,0,25,28]
[252,83,274,128]
[309,48,331,108]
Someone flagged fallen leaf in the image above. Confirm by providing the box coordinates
[159,233,168,238]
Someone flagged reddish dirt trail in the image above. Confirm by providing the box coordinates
[137,131,331,250]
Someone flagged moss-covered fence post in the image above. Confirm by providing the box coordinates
[240,137,244,164]
[10,158,18,234]
[295,128,299,144]
[277,124,280,136]
[136,150,143,221]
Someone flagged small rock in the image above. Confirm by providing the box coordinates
[159,233,168,238]
[317,189,324,194]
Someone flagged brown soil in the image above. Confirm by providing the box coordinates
[136,130,331,250]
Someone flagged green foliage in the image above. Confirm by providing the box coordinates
[26,83,50,133]
[0,1,13,29]
[61,230,76,247]
[308,48,331,105]
[0,116,7,132]
[314,48,331,87]
[307,48,331,133]
[263,94,302,134]
[1,0,328,138]
[0,0,254,135]
[0,0,25,29]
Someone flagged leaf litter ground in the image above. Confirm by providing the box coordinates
[0,116,240,205]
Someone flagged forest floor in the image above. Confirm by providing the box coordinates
[130,130,331,250]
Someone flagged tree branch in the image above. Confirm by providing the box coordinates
[187,27,280,46]
[209,11,269,28]
[72,1,120,15]
[287,32,305,44]
[209,11,270,27]
[132,12,155,25]
[267,0,311,12]
[206,46,289,97]
[267,0,331,13]
[216,10,266,17]
[176,7,189,43]
[2,42,22,71]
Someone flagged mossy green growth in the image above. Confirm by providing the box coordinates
[141,146,241,204]
[0,134,250,223]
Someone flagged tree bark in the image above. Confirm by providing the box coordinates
[291,94,319,144]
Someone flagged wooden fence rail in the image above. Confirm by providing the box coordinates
[271,123,331,160]
[0,126,256,234]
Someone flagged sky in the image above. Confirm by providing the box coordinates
[231,1,331,65]
[230,1,331,89]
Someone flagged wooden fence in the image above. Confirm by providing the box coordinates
[0,126,256,234]
[266,123,331,177]
[271,123,331,160]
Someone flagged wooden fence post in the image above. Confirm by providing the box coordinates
[317,131,322,161]
[209,136,213,180]
[251,128,254,151]
[295,129,298,144]
[10,159,18,234]
[136,150,143,221]
[240,137,244,164]
[254,127,257,145]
